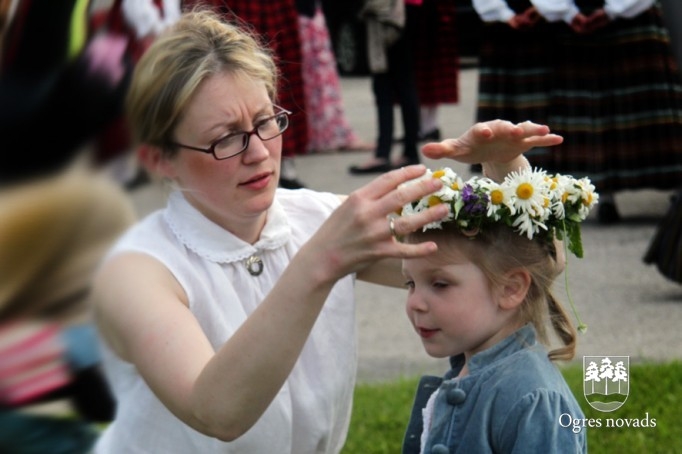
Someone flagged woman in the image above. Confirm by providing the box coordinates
[182,0,310,188]
[91,9,563,453]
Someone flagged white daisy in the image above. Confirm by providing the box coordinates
[503,168,550,218]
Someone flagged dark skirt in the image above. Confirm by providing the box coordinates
[476,3,682,194]
[531,5,682,193]
[475,0,553,124]
[475,19,555,125]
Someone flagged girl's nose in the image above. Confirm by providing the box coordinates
[406,292,427,313]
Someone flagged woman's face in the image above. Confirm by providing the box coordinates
[164,71,282,239]
[402,244,515,360]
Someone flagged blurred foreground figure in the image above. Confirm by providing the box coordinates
[0,0,137,452]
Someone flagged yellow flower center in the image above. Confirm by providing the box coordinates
[562,192,569,203]
[428,196,442,207]
[543,197,550,208]
[516,182,534,200]
[490,189,504,205]
[583,193,593,206]
[432,170,445,179]
[450,182,460,190]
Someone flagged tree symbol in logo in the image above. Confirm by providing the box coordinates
[583,356,629,412]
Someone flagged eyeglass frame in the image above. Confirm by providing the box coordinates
[168,105,292,160]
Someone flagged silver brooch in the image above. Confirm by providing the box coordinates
[245,255,263,276]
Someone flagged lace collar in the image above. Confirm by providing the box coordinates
[163,190,291,264]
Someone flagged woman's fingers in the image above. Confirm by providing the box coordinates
[389,204,449,240]
[353,165,442,214]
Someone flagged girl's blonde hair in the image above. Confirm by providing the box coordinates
[408,225,577,361]
[125,8,278,154]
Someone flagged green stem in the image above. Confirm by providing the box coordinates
[562,223,587,333]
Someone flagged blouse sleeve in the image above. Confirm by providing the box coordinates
[121,0,165,38]
[603,0,656,19]
[472,0,516,23]
[497,388,587,453]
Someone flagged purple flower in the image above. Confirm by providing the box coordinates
[462,185,488,215]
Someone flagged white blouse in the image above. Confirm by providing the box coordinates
[122,0,182,38]
[531,0,656,23]
[95,189,357,453]
[473,0,655,24]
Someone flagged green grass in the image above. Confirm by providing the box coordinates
[342,361,682,453]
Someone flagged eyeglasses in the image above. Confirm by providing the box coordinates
[170,106,291,160]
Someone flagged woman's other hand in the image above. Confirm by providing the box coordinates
[421,120,563,181]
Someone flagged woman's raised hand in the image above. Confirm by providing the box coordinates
[421,120,563,165]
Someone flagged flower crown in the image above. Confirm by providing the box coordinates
[400,167,599,258]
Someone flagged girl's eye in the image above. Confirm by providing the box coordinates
[432,281,449,289]
[403,280,415,290]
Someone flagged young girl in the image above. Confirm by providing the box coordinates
[399,167,596,453]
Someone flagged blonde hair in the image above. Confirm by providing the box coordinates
[125,8,278,154]
[407,225,577,362]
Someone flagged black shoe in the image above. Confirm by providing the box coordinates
[391,158,421,169]
[597,200,621,224]
[419,128,441,142]
[470,163,483,174]
[394,128,442,144]
[279,177,306,189]
[349,162,391,175]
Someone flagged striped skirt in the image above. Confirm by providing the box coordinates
[477,4,682,193]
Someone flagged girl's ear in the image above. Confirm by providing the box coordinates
[498,268,531,310]
[136,145,175,179]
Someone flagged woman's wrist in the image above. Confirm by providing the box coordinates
[482,155,530,182]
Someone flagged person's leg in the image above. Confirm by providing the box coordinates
[349,72,393,174]
[387,27,420,166]
[419,105,441,140]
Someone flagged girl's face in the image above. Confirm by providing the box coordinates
[402,243,519,360]
[161,71,282,241]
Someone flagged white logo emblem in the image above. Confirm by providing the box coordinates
[583,356,629,412]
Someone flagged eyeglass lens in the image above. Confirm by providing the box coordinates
[213,112,289,159]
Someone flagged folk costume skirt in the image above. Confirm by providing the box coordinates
[530,3,682,194]
[412,0,459,106]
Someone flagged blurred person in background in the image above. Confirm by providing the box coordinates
[643,0,682,283]
[529,0,682,224]
[89,0,182,189]
[296,0,374,153]
[349,0,422,174]
[411,0,459,143]
[0,0,137,452]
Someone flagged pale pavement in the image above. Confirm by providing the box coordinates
[129,69,682,383]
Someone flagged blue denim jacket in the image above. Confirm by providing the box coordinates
[402,325,586,453]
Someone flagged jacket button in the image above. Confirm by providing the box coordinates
[432,444,450,453]
[446,387,466,405]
